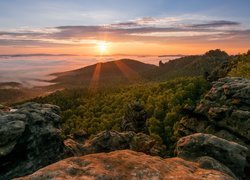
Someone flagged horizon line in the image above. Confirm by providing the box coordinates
[0,51,241,58]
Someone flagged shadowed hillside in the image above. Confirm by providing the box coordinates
[0,82,44,105]
[147,49,230,81]
[48,59,156,89]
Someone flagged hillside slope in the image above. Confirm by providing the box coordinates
[47,49,232,89]
[0,50,235,104]
[48,59,156,89]
[147,49,230,81]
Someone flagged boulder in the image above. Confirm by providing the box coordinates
[0,102,66,179]
[176,77,250,177]
[0,120,25,157]
[64,139,86,156]
[83,130,135,154]
[130,133,165,156]
[64,130,165,157]
[17,150,233,180]
[176,133,248,179]
[196,156,236,179]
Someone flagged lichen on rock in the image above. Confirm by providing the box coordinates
[16,150,234,180]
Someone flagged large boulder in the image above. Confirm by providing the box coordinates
[129,132,165,156]
[0,102,66,179]
[196,156,237,179]
[17,150,233,180]
[176,77,250,177]
[176,133,248,179]
[64,130,166,157]
[82,131,135,154]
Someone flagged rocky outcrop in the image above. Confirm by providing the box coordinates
[176,133,248,179]
[121,102,147,133]
[0,102,66,179]
[2,79,249,179]
[17,150,233,180]
[196,156,237,179]
[176,77,250,177]
[65,130,166,157]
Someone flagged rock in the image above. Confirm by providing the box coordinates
[121,102,147,133]
[176,133,248,179]
[0,102,66,179]
[83,130,135,153]
[0,120,25,157]
[0,104,11,113]
[64,139,86,156]
[17,150,233,180]
[64,130,166,157]
[176,77,250,177]
[196,156,237,179]
[72,130,88,143]
[130,133,165,156]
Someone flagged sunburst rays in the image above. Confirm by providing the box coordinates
[89,62,102,92]
[114,60,141,82]
[88,60,141,93]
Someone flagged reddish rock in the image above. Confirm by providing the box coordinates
[17,150,233,180]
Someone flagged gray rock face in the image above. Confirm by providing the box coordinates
[176,77,250,177]
[64,130,166,157]
[130,132,165,156]
[176,133,248,179]
[0,120,25,157]
[0,102,66,179]
[83,131,135,153]
[198,78,250,140]
[196,156,237,179]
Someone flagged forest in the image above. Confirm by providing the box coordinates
[22,50,250,150]
[34,77,210,149]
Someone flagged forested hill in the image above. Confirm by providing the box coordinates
[0,49,241,104]
[47,49,232,89]
[29,49,250,160]
[146,49,230,81]
[48,59,156,89]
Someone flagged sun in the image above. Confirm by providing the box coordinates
[98,42,108,54]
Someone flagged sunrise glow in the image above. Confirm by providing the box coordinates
[98,42,108,54]
[0,1,249,56]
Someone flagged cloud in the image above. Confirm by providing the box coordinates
[111,22,139,27]
[0,53,77,58]
[136,17,156,24]
[0,16,248,48]
[190,20,240,28]
[135,16,181,25]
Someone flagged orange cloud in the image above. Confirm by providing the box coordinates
[0,17,249,55]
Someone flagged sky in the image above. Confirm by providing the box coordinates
[0,0,250,55]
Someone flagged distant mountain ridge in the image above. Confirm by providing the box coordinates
[0,49,236,104]
[48,49,231,89]
[48,59,156,89]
